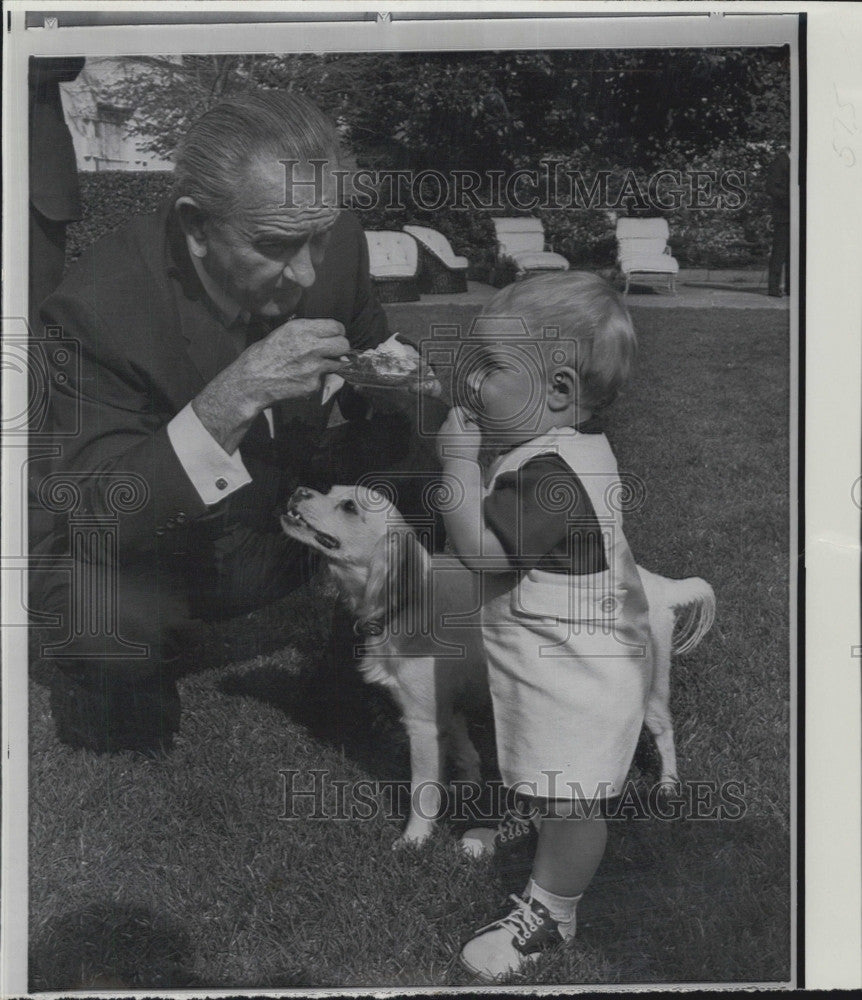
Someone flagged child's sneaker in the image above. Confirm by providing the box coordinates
[459,807,540,858]
[459,893,566,982]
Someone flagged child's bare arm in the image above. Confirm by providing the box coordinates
[436,408,510,572]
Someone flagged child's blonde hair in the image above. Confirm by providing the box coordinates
[480,271,637,410]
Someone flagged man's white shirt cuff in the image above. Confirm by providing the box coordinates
[167,402,252,505]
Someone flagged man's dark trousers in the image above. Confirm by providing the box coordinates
[35,508,317,755]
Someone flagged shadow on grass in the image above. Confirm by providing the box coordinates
[30,898,324,990]
[30,901,201,991]
[216,653,503,837]
[217,659,411,779]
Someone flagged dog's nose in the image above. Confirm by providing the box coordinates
[290,487,315,504]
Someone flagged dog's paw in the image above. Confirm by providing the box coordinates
[458,828,497,859]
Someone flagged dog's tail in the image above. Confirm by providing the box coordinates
[664,577,716,656]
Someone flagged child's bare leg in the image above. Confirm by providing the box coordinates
[531,804,607,898]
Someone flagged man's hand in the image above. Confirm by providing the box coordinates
[192,318,349,454]
[436,406,483,464]
[245,318,350,407]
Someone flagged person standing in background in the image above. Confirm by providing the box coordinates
[29,56,85,330]
[766,148,790,298]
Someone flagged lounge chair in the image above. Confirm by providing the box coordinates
[615,217,679,294]
[402,225,469,294]
[364,231,420,302]
[491,217,570,278]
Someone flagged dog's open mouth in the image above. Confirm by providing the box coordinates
[281,508,340,550]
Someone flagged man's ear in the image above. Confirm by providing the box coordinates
[548,366,578,412]
[174,196,209,258]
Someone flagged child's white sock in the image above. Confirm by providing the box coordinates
[526,878,583,941]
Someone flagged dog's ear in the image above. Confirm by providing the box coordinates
[357,533,391,626]
[357,523,430,636]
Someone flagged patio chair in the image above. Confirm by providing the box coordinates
[365,231,420,302]
[615,217,679,294]
[491,217,570,279]
[402,225,469,294]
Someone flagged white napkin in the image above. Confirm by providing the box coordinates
[321,373,344,405]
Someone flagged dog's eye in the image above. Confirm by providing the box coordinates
[340,499,359,515]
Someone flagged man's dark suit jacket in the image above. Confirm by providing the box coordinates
[36,202,388,561]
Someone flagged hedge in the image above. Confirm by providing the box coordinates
[66,167,775,276]
[65,172,175,268]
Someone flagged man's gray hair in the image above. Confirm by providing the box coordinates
[172,90,342,220]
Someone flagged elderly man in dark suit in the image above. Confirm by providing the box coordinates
[32,91,410,754]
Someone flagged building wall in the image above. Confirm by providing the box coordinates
[60,57,173,173]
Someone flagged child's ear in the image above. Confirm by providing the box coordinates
[547,366,578,411]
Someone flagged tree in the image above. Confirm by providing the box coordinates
[104,47,790,179]
[101,55,260,159]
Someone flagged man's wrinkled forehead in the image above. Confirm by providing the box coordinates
[238,155,341,223]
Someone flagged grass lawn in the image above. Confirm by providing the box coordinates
[29,304,792,989]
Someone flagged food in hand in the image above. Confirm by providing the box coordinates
[338,336,441,394]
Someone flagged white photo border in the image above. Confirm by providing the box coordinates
[2,1,857,994]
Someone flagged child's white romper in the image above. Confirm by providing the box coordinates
[480,425,653,802]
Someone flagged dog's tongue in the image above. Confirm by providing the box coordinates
[314,531,340,550]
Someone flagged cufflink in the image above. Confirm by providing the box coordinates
[215,478,228,491]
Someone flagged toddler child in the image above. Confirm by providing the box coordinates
[436,271,652,982]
